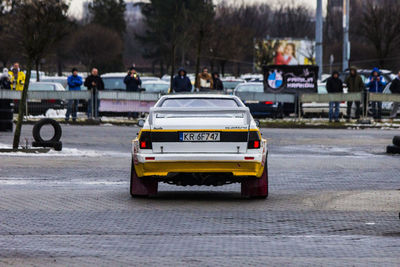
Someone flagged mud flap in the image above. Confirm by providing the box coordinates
[241,164,268,199]
[130,160,158,197]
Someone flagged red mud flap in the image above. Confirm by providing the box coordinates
[130,160,158,197]
[241,165,268,199]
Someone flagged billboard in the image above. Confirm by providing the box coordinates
[263,65,318,94]
[255,39,315,71]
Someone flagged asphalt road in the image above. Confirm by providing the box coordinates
[0,125,399,266]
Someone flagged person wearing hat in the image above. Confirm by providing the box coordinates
[65,68,83,122]
[345,67,364,121]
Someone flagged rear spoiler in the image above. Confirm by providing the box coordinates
[148,107,252,126]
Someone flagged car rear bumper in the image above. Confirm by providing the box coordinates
[133,153,265,177]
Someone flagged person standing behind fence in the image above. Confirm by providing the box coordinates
[389,70,400,122]
[172,68,192,93]
[124,67,141,92]
[345,67,364,121]
[326,71,343,123]
[65,68,83,122]
[124,67,141,119]
[366,67,386,121]
[196,67,213,91]
[0,68,11,89]
[84,68,104,119]
[212,72,224,91]
[8,63,25,91]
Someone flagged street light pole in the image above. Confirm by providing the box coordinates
[315,0,323,79]
[342,0,350,71]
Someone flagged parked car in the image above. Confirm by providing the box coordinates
[142,80,169,94]
[221,77,245,94]
[130,94,268,198]
[234,82,280,118]
[14,82,66,115]
[141,77,161,83]
[101,73,127,91]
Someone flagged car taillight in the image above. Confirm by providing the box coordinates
[139,131,152,149]
[247,131,261,149]
[264,101,274,105]
[48,99,56,103]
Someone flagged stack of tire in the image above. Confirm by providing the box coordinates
[0,99,13,132]
[387,136,400,154]
[32,118,63,151]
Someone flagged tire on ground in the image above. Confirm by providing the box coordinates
[130,159,158,197]
[386,145,400,154]
[393,136,400,147]
[241,161,268,199]
[32,118,62,143]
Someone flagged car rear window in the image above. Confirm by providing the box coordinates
[160,98,239,108]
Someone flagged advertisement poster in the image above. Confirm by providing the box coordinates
[255,39,316,71]
[263,65,318,94]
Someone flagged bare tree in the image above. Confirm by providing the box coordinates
[357,0,400,68]
[9,0,69,149]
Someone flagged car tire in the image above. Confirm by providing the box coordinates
[32,118,62,143]
[130,159,158,197]
[241,161,268,199]
[393,136,400,147]
[387,145,400,154]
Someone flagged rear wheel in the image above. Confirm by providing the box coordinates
[130,159,158,197]
[241,162,268,199]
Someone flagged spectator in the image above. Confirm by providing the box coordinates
[124,67,141,92]
[389,70,400,122]
[212,72,224,91]
[65,68,83,122]
[326,71,343,123]
[196,67,213,91]
[172,68,192,93]
[0,68,11,89]
[345,67,364,121]
[8,62,25,91]
[84,68,104,119]
[366,67,387,121]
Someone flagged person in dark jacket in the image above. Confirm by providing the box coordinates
[345,67,364,120]
[0,68,11,89]
[326,71,343,122]
[66,68,83,122]
[389,70,400,121]
[172,68,192,93]
[366,67,387,121]
[124,67,141,92]
[212,72,224,91]
[84,68,104,118]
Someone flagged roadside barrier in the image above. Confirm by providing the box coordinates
[0,89,399,120]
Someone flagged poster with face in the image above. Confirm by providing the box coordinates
[255,39,316,71]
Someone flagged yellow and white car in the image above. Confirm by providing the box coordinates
[131,94,268,198]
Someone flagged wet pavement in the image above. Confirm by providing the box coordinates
[0,125,399,266]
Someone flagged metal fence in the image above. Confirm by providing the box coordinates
[0,89,399,120]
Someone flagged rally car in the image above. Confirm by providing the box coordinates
[130,94,268,198]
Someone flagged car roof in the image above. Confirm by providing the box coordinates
[142,80,169,84]
[101,72,127,78]
[159,94,239,100]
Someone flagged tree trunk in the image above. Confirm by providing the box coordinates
[35,59,40,82]
[170,44,176,90]
[194,29,204,89]
[160,60,164,77]
[220,61,226,77]
[57,58,63,76]
[13,60,32,149]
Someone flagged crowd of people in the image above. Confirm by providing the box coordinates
[0,62,399,122]
[326,67,400,123]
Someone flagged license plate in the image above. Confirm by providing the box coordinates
[179,132,220,142]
